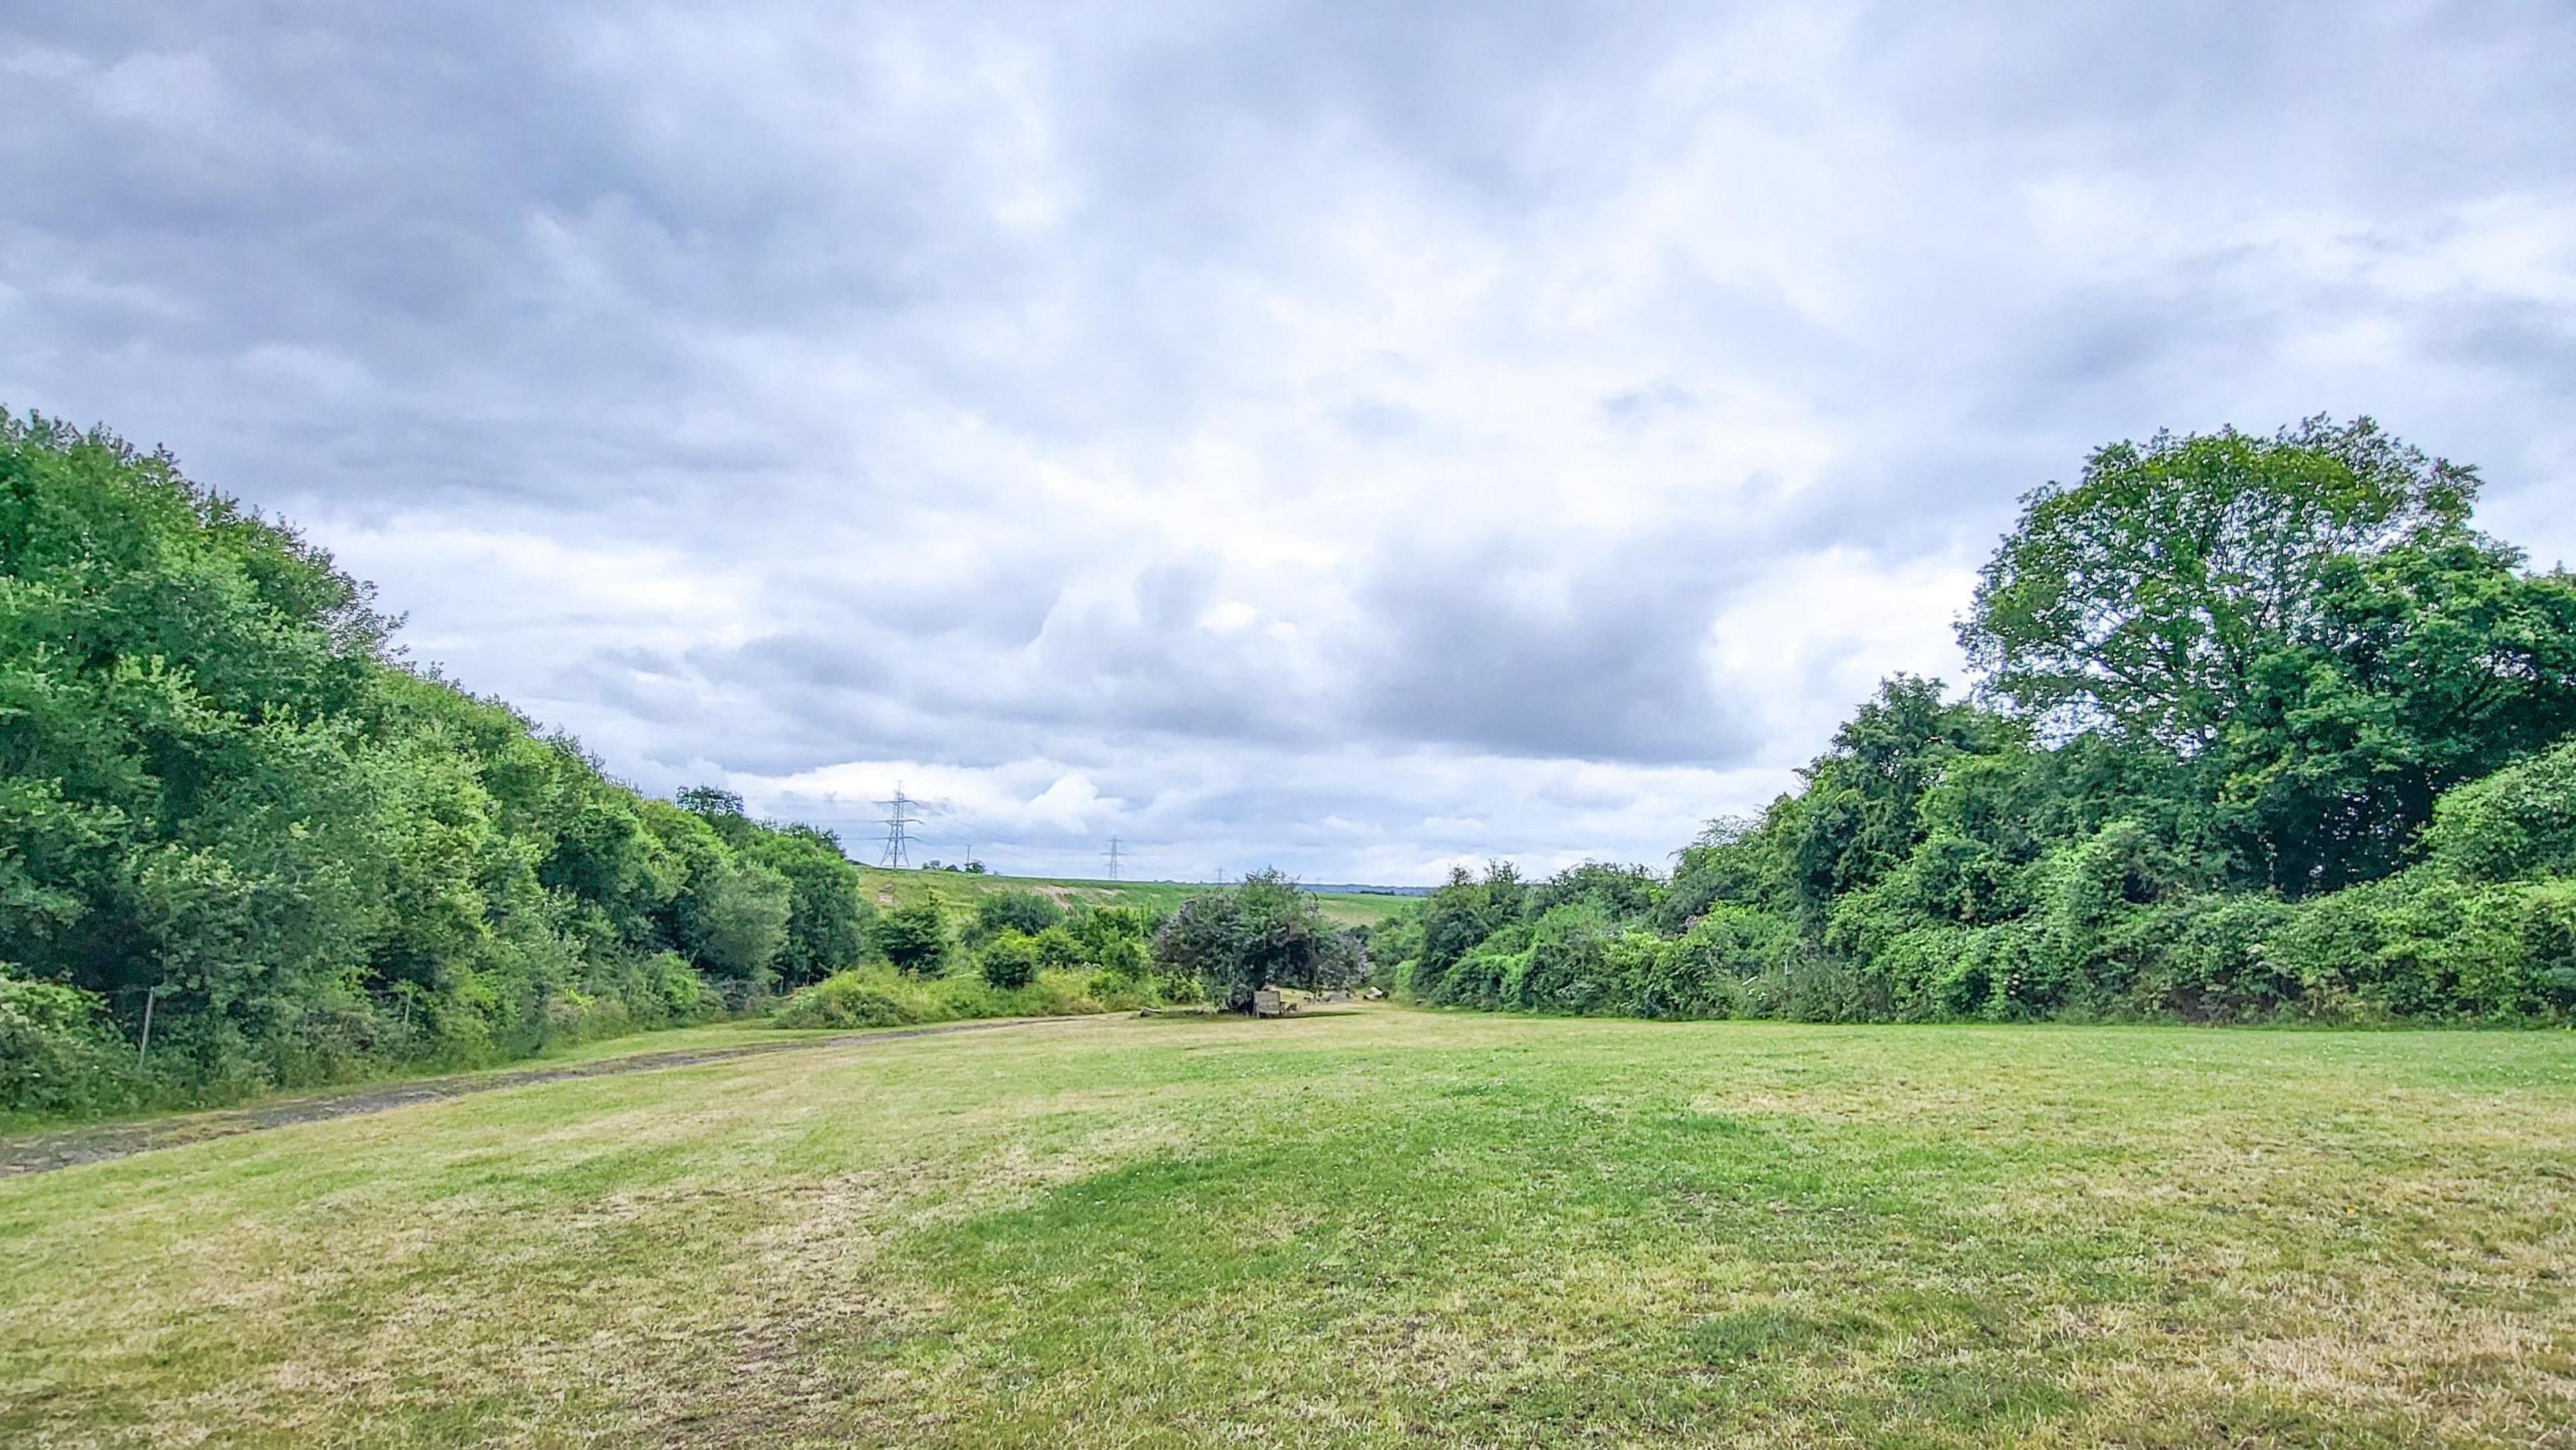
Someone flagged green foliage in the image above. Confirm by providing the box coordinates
[0,413,874,1117]
[767,964,1149,1030]
[869,900,951,977]
[743,824,873,988]
[1400,418,2576,1029]
[1030,924,1084,972]
[2413,738,2576,884]
[1151,869,1365,1011]
[978,931,1039,990]
[969,890,1063,944]
[1407,862,1527,1002]
[0,966,138,1115]
[1962,417,2477,748]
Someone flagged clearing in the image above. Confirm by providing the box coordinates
[3,1006,2571,1447]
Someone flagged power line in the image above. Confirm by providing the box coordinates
[1104,835,1123,881]
[877,783,923,868]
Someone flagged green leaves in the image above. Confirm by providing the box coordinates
[1,411,881,1113]
[1962,417,2478,748]
[1413,416,2576,1027]
[1150,869,1362,1011]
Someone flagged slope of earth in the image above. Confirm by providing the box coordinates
[3,1006,2571,1447]
[855,864,1416,927]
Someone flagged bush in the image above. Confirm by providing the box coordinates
[979,932,1039,990]
[2415,739,2576,885]
[1031,924,1085,972]
[769,965,1155,1031]
[1152,870,1362,1011]
[771,970,925,1029]
[0,971,139,1116]
[2270,872,2576,1022]
[971,890,1064,943]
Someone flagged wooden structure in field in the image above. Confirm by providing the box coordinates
[1252,988,1290,1017]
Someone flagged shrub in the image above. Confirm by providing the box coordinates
[1031,924,1085,972]
[2271,872,2576,1022]
[2415,739,2576,885]
[971,890,1063,943]
[1660,907,1799,1016]
[979,932,1039,990]
[0,971,138,1116]
[769,965,1155,1031]
[1152,870,1362,1011]
[770,970,923,1030]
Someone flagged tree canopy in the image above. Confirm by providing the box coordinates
[1962,417,2479,747]
[0,413,879,1112]
[1152,870,1364,1011]
[1388,417,2576,1025]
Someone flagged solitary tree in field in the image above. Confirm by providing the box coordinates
[1152,870,1364,1011]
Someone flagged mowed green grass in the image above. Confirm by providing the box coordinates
[3,1010,2572,1448]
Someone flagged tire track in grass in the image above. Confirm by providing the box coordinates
[0,1014,1120,1178]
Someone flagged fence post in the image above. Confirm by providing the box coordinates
[138,984,157,1068]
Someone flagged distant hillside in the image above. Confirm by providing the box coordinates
[852,866,1415,927]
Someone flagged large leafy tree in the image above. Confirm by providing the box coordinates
[1409,861,1526,994]
[1962,417,2475,748]
[1962,416,2576,893]
[2220,535,2576,892]
[1152,870,1362,1011]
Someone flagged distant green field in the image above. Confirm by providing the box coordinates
[5,1007,2571,1447]
[855,864,1416,927]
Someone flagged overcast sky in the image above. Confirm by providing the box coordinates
[6,2,2574,882]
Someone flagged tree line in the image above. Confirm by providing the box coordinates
[10,409,2571,1117]
[1374,419,2576,1023]
[0,415,883,1114]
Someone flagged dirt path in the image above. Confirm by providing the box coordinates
[0,1015,1114,1180]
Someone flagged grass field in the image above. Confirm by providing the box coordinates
[855,864,1417,927]
[4,1008,2572,1447]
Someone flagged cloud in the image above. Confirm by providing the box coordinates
[4,0,2574,880]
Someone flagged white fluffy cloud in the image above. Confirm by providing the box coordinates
[5,1,2573,880]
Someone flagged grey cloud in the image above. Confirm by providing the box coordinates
[6,1,2575,879]
[1350,523,1760,766]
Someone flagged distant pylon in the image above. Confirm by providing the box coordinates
[1104,835,1123,881]
[877,784,923,868]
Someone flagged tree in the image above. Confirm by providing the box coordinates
[1530,862,1662,921]
[1152,870,1362,1011]
[1786,676,2013,910]
[2215,535,2576,893]
[676,785,747,831]
[685,860,791,984]
[742,825,869,986]
[1962,417,2476,749]
[869,900,949,977]
[1413,862,1525,995]
[1031,924,1083,971]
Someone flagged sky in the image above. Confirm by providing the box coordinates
[5,1,2575,884]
